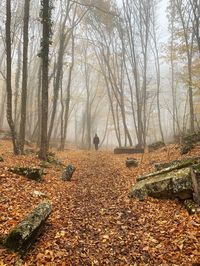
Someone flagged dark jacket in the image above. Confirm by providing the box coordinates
[93,135,100,145]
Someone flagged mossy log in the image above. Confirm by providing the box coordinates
[114,147,144,154]
[126,158,138,168]
[8,166,43,181]
[183,199,198,215]
[180,143,194,155]
[130,168,192,201]
[148,141,165,152]
[191,165,200,204]
[4,202,52,253]
[61,165,76,181]
[179,132,200,154]
[137,157,200,182]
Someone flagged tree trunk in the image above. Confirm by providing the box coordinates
[60,33,75,151]
[19,0,30,154]
[14,38,22,125]
[39,0,52,160]
[6,0,19,155]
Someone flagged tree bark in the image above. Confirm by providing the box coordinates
[39,0,52,160]
[6,0,19,155]
[19,0,30,154]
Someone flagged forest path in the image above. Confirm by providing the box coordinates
[41,150,199,265]
[0,144,200,265]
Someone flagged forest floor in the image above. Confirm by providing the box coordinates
[0,140,200,266]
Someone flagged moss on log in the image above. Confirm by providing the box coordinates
[191,165,200,204]
[130,168,192,200]
[61,165,76,181]
[114,147,144,154]
[183,199,198,215]
[8,166,43,181]
[137,157,200,182]
[4,202,52,253]
[126,158,138,168]
[148,141,165,152]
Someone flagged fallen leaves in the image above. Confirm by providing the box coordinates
[0,141,200,265]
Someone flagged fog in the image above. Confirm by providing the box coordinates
[0,0,199,154]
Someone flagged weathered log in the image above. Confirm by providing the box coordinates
[148,141,165,152]
[8,166,43,181]
[4,202,52,253]
[179,132,200,154]
[137,157,200,182]
[180,143,194,155]
[183,199,197,215]
[129,168,192,201]
[191,165,200,204]
[114,147,144,154]
[126,158,138,168]
[46,152,64,165]
[61,165,76,181]
[154,157,200,171]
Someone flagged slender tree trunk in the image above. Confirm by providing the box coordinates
[37,64,42,147]
[60,33,74,151]
[39,0,52,160]
[14,38,22,125]
[0,87,6,129]
[6,0,19,155]
[19,0,30,154]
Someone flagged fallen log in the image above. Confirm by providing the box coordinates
[114,147,144,154]
[61,165,76,181]
[180,132,200,154]
[126,158,138,168]
[191,165,200,204]
[8,166,43,181]
[183,199,197,215]
[137,157,200,182]
[4,202,52,253]
[148,141,165,152]
[129,168,192,201]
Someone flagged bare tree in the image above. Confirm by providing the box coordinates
[39,0,53,160]
[19,0,31,154]
[6,0,19,154]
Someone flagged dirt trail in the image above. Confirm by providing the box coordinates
[0,145,200,265]
[37,151,200,265]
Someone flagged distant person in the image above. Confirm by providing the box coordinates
[93,133,100,150]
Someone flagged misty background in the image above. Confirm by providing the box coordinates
[0,0,200,153]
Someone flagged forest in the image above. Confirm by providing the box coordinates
[0,0,199,156]
[0,0,200,265]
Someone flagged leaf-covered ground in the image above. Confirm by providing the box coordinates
[0,140,200,265]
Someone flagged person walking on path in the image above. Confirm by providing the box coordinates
[93,133,100,150]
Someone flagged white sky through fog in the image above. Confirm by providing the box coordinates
[158,0,169,41]
[116,0,169,41]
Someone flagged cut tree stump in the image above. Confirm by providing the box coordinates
[126,158,138,168]
[4,202,52,253]
[8,167,43,181]
[191,165,200,204]
[137,157,200,182]
[129,167,192,201]
[114,147,144,154]
[61,165,76,181]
